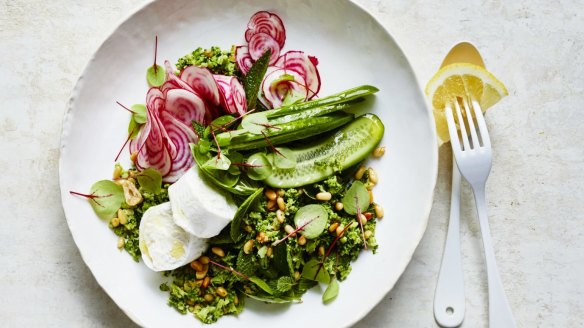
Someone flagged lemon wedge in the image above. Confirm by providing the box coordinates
[425,63,508,145]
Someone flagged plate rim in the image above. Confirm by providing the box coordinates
[58,1,438,327]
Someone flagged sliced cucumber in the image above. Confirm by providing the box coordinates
[262,114,384,188]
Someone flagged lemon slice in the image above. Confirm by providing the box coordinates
[425,63,508,145]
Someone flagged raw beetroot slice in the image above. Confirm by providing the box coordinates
[261,67,308,108]
[180,66,221,106]
[164,89,207,125]
[274,51,321,99]
[245,11,286,48]
[235,46,254,75]
[215,75,248,116]
[248,33,280,65]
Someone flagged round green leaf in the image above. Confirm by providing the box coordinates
[203,154,231,171]
[89,180,125,219]
[131,104,147,124]
[246,153,272,180]
[294,204,328,239]
[322,278,339,304]
[136,168,162,194]
[146,64,165,87]
[342,181,370,215]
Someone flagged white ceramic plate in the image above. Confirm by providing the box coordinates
[59,0,437,327]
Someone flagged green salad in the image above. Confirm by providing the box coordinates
[70,9,388,325]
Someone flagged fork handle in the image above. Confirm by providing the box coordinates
[472,186,516,328]
[434,158,465,327]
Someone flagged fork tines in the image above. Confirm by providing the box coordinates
[445,96,491,152]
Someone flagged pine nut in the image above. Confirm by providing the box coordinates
[318,246,325,257]
[234,295,239,305]
[298,235,307,246]
[196,269,207,280]
[374,204,384,219]
[111,217,120,228]
[113,165,122,180]
[334,202,344,211]
[244,225,253,233]
[277,197,286,211]
[329,222,339,233]
[316,192,332,201]
[117,209,127,225]
[368,167,378,184]
[216,286,228,298]
[117,237,125,249]
[368,190,374,204]
[276,210,285,223]
[199,256,210,264]
[373,146,386,158]
[277,189,285,197]
[336,224,345,236]
[190,260,203,272]
[244,240,254,254]
[364,230,373,239]
[284,224,296,236]
[257,231,267,243]
[202,276,210,288]
[266,246,273,257]
[355,166,366,180]
[130,151,138,162]
[211,247,225,257]
[204,294,214,302]
[358,213,367,225]
[265,189,277,201]
[267,199,277,211]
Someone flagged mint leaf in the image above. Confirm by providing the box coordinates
[276,276,295,293]
[244,49,271,110]
[230,187,264,241]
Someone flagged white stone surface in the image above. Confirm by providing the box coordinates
[1,0,583,327]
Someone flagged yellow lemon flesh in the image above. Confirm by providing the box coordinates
[425,63,508,146]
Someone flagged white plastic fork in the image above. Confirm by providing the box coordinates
[445,97,516,328]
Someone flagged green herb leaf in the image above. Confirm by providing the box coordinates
[131,104,147,124]
[301,259,330,284]
[294,204,328,239]
[136,168,162,194]
[322,277,339,304]
[273,244,293,275]
[147,64,166,87]
[227,151,243,175]
[192,121,206,138]
[244,292,300,304]
[249,276,274,295]
[230,187,264,241]
[236,249,259,277]
[276,276,295,293]
[257,246,268,258]
[244,49,271,110]
[241,112,269,134]
[203,154,231,171]
[342,181,371,215]
[246,153,272,180]
[273,147,297,169]
[89,180,125,219]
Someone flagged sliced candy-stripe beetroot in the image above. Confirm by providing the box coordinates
[235,46,254,75]
[180,66,221,106]
[158,110,198,182]
[164,89,206,125]
[164,60,194,93]
[248,33,280,65]
[274,51,321,99]
[261,67,308,108]
[215,75,248,116]
[245,11,286,48]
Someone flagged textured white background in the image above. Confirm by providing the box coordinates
[1,0,583,327]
